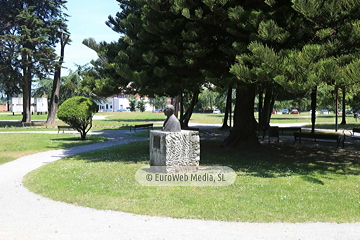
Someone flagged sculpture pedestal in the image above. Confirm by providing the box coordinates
[149,130,200,172]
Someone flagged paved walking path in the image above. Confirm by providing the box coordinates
[0,129,359,240]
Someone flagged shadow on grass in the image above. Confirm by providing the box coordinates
[45,135,108,150]
[303,123,360,131]
[0,121,45,128]
[301,176,325,185]
[65,139,360,178]
[203,140,360,177]
[102,118,164,122]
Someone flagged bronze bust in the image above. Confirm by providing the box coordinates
[162,105,181,132]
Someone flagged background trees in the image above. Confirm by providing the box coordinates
[0,0,68,123]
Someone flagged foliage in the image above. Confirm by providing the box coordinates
[148,95,168,109]
[136,97,146,112]
[32,78,53,98]
[348,93,360,112]
[127,95,137,112]
[0,0,69,122]
[57,96,98,140]
[197,88,218,112]
[79,0,360,146]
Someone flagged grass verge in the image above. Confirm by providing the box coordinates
[0,133,107,165]
[24,140,360,222]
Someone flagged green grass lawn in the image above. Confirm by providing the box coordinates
[0,133,107,165]
[94,112,225,127]
[24,140,360,223]
[2,111,359,131]
[0,113,48,121]
[270,113,357,124]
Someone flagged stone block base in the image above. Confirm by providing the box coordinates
[149,130,200,172]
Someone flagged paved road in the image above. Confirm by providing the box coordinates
[0,129,359,240]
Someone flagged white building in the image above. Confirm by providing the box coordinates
[97,94,153,112]
[11,97,48,114]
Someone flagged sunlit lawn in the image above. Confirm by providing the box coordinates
[24,140,360,222]
[3,110,359,222]
[0,133,107,165]
[1,111,359,131]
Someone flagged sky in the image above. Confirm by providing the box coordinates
[60,0,121,74]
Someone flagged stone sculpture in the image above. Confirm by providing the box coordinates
[162,104,181,132]
[149,105,200,173]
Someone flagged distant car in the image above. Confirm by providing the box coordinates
[337,110,343,114]
[290,109,299,114]
[272,109,276,114]
[213,109,221,114]
[153,109,164,113]
[320,109,329,114]
[309,110,318,114]
[283,109,289,114]
[346,110,353,114]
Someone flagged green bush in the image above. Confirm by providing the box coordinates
[57,96,98,140]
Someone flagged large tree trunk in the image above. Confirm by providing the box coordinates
[259,90,277,131]
[222,83,259,148]
[181,89,199,129]
[46,67,61,124]
[340,85,346,125]
[335,86,339,131]
[220,87,232,129]
[21,56,31,123]
[6,94,10,111]
[46,33,69,124]
[258,89,263,127]
[310,86,317,134]
[171,95,180,118]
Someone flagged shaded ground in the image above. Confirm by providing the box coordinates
[199,127,360,176]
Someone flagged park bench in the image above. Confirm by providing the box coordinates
[261,126,279,143]
[129,123,153,132]
[58,125,75,133]
[293,132,345,148]
[347,128,360,141]
[262,126,302,143]
[278,127,302,134]
[351,128,360,137]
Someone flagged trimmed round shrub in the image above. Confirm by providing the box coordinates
[57,96,98,140]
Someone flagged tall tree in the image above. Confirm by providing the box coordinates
[287,0,360,131]
[222,1,312,146]
[46,30,70,124]
[0,0,68,123]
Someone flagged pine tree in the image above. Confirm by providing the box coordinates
[277,0,360,131]
[0,0,68,123]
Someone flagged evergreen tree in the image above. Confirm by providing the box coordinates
[46,30,70,124]
[137,97,146,112]
[0,0,68,123]
[275,0,360,131]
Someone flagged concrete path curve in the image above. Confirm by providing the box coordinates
[0,130,359,240]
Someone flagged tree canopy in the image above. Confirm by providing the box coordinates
[81,0,360,147]
[0,0,68,122]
